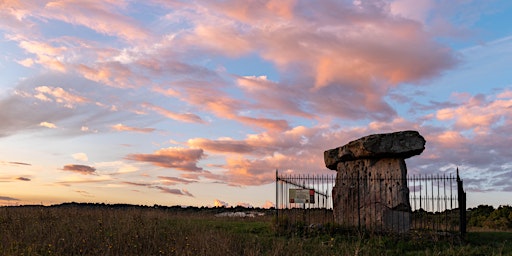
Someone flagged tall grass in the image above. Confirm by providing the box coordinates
[1,205,511,255]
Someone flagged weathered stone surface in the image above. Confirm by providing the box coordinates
[331,158,411,232]
[326,130,425,233]
[324,130,425,170]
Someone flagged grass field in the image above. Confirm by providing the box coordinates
[1,204,511,255]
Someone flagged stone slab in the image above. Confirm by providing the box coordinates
[324,130,425,170]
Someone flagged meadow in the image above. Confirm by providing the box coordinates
[1,204,511,255]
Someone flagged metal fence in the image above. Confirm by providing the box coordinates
[276,169,467,235]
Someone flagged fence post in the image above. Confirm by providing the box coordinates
[275,169,279,225]
[456,168,466,235]
[357,170,361,232]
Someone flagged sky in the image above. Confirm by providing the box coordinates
[1,0,512,209]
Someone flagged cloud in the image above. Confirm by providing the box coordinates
[236,76,314,119]
[72,153,89,162]
[183,126,339,185]
[0,161,31,166]
[154,186,194,197]
[56,175,112,185]
[188,1,456,82]
[122,181,152,187]
[156,80,292,132]
[34,86,89,108]
[435,93,511,133]
[111,123,156,133]
[141,103,206,124]
[125,147,206,172]
[0,196,20,201]
[39,122,57,129]
[390,0,436,23]
[174,0,457,124]
[77,62,150,89]
[15,39,67,71]
[187,137,261,155]
[42,1,151,42]
[74,190,94,197]
[0,0,509,203]
[214,199,229,207]
[62,164,96,175]
[0,1,40,31]
[262,200,275,209]
[0,176,32,182]
[0,73,122,137]
[95,161,139,174]
[158,176,197,185]
[121,181,194,197]
[236,202,253,208]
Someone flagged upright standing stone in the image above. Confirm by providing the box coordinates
[324,130,425,232]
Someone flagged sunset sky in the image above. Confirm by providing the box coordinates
[1,0,511,208]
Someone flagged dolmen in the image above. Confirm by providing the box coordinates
[324,130,426,232]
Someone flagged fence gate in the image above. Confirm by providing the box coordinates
[275,170,335,231]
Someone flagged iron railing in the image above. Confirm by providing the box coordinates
[276,169,467,235]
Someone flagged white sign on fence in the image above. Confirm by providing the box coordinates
[289,189,315,204]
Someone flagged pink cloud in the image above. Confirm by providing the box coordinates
[198,0,455,86]
[1,0,459,131]
[157,0,457,124]
[158,176,197,185]
[34,86,89,108]
[166,82,291,132]
[203,0,296,23]
[236,76,314,118]
[390,0,434,22]
[77,63,149,89]
[193,25,253,57]
[15,39,67,71]
[125,147,206,172]
[436,94,512,132]
[428,130,469,149]
[18,40,66,56]
[238,116,289,132]
[111,123,155,133]
[0,1,40,27]
[43,1,150,42]
[220,155,297,186]
[141,103,206,124]
[188,138,259,154]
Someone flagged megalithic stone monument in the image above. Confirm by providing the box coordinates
[324,130,426,232]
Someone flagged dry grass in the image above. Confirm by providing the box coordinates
[0,205,272,255]
[1,205,511,255]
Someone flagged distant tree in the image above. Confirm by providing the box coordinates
[486,205,512,230]
[468,205,512,230]
[468,205,494,227]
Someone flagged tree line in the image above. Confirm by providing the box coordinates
[468,205,512,230]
